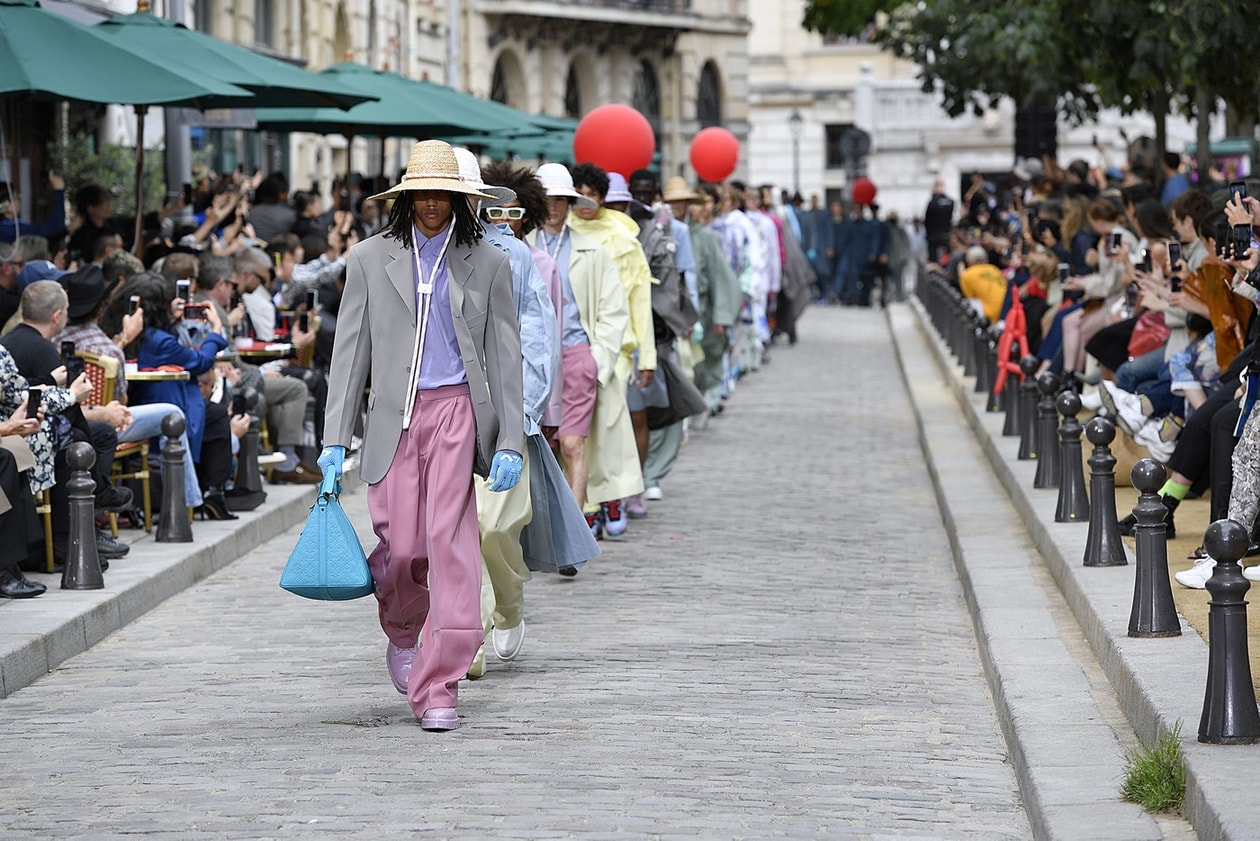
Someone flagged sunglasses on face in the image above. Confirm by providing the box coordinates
[485,207,526,221]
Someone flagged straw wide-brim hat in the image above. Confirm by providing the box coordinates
[536,163,597,209]
[662,176,701,203]
[369,140,494,202]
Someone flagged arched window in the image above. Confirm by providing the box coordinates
[194,0,214,34]
[254,0,274,47]
[697,61,723,128]
[632,60,661,126]
[564,63,582,118]
[491,58,510,105]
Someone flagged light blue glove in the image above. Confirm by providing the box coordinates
[692,321,704,343]
[487,450,523,492]
[317,445,345,485]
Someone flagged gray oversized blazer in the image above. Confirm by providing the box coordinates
[323,230,524,485]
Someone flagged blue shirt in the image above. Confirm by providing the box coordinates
[537,228,589,347]
[482,222,558,435]
[669,217,699,311]
[413,227,467,390]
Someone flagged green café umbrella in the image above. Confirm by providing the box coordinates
[0,0,250,105]
[95,12,373,109]
[0,0,258,252]
[254,62,522,137]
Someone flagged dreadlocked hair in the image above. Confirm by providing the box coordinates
[481,161,549,234]
[384,192,485,250]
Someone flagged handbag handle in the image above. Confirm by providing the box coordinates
[318,470,340,500]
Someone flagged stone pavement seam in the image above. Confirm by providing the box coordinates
[888,302,1163,841]
[0,477,357,699]
[902,297,1259,840]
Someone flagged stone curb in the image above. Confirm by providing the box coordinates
[887,303,1159,840]
[0,475,361,699]
[901,297,1260,840]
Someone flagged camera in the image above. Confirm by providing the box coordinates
[1108,231,1122,254]
[1167,240,1182,268]
[128,294,141,315]
[231,394,247,417]
[1057,263,1069,283]
[230,291,242,311]
[183,303,209,321]
[176,279,191,300]
[26,387,41,416]
[1230,180,1248,201]
[182,182,193,205]
[1170,275,1182,293]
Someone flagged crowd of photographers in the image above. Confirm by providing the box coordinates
[926,149,1260,589]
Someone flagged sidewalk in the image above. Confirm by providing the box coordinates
[894,297,1255,840]
[0,478,344,698]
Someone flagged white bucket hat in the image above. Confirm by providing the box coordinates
[605,172,633,204]
[452,147,516,206]
[535,162,597,209]
[368,140,493,202]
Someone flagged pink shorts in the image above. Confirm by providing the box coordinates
[559,343,598,439]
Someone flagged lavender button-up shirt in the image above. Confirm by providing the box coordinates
[415,227,468,390]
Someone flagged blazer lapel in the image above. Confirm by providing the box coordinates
[384,240,417,325]
[449,246,472,319]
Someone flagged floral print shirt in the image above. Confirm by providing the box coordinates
[0,345,76,493]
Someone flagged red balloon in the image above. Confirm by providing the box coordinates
[573,104,655,178]
[852,177,877,205]
[689,127,739,183]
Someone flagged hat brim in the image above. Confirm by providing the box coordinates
[543,186,598,210]
[67,295,105,320]
[369,177,494,202]
[475,185,516,207]
[604,190,633,204]
[663,189,701,203]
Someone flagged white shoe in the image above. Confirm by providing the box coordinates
[1134,417,1176,462]
[1175,557,1216,589]
[1079,388,1103,411]
[491,621,525,661]
[644,485,663,501]
[1102,381,1146,435]
[257,452,286,467]
[1244,564,1260,582]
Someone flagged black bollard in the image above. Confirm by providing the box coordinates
[960,309,977,376]
[1017,356,1040,460]
[1055,391,1090,522]
[234,414,264,494]
[1033,372,1061,488]
[156,413,193,543]
[1001,346,1021,436]
[61,442,104,590]
[1128,459,1181,638]
[1083,417,1127,567]
[1198,519,1260,744]
[972,326,991,393]
[985,339,1002,411]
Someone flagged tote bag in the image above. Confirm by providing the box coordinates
[279,473,374,600]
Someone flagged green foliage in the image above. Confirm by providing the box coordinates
[47,131,164,218]
[1121,721,1186,815]
[802,0,1260,142]
[801,0,891,37]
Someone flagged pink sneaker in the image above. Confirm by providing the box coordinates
[419,707,461,731]
[625,492,648,519]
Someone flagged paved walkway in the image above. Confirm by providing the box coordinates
[0,309,1030,839]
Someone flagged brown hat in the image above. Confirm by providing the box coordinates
[369,140,495,202]
[662,176,701,203]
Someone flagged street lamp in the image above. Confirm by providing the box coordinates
[789,109,803,197]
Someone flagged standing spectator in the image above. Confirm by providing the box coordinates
[1160,153,1191,206]
[0,172,66,245]
[924,179,955,262]
[885,211,911,305]
[248,174,296,244]
[67,184,121,259]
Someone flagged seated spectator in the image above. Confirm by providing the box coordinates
[0,280,130,564]
[0,242,20,329]
[107,273,229,507]
[102,249,145,300]
[231,247,278,341]
[58,265,204,512]
[958,245,1008,324]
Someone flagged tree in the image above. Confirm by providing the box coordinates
[800,0,891,39]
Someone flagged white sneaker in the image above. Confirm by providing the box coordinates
[644,486,663,501]
[491,621,525,661]
[1102,381,1146,435]
[257,452,286,467]
[466,646,486,679]
[1244,564,1260,582]
[1175,557,1216,589]
[1134,417,1176,462]
[1079,388,1103,411]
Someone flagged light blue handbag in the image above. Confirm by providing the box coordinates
[279,473,374,600]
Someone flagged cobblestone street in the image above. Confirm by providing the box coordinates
[0,309,1031,839]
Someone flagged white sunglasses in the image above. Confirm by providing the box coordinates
[485,207,525,221]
